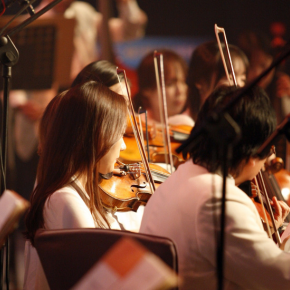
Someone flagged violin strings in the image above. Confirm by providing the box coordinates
[125,170,170,178]
[251,183,268,198]
[119,165,170,176]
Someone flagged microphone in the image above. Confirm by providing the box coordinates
[0,0,35,16]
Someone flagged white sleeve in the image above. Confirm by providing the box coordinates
[168,114,195,127]
[197,188,290,290]
[44,188,96,229]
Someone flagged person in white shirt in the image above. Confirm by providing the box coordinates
[23,81,129,289]
[140,85,290,290]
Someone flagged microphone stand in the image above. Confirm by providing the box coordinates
[176,42,290,290]
[198,111,241,290]
[0,35,18,290]
[0,1,62,288]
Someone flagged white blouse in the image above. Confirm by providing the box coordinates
[23,181,144,289]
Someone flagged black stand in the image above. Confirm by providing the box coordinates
[0,1,64,289]
[0,35,19,290]
[0,36,19,192]
[203,112,241,290]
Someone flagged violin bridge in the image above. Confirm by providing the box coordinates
[128,163,141,180]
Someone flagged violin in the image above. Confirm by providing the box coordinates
[99,161,169,212]
[121,123,191,166]
[125,118,191,145]
[250,181,275,231]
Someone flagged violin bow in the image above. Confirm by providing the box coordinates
[214,24,238,87]
[256,171,282,245]
[153,51,174,174]
[252,177,273,238]
[215,23,282,246]
[116,68,156,194]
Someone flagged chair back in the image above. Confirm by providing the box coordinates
[34,228,178,290]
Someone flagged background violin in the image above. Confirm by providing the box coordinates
[121,118,192,165]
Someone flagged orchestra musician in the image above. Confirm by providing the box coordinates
[70,59,145,229]
[187,41,249,121]
[36,0,148,80]
[23,81,130,289]
[133,49,194,127]
[238,31,290,163]
[140,86,290,290]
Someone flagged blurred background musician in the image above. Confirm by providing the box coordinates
[186,41,248,121]
[36,0,147,80]
[133,49,194,127]
[238,31,290,166]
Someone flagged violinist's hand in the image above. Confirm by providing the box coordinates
[280,235,290,251]
[250,182,258,198]
[271,196,290,228]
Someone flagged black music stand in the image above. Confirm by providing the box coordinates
[0,15,75,90]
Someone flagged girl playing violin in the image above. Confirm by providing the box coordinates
[133,49,194,127]
[24,81,128,289]
[70,59,146,227]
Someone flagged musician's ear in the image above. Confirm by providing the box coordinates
[248,157,256,167]
[235,157,264,185]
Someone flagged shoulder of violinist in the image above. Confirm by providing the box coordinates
[168,113,195,127]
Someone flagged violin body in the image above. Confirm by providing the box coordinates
[121,122,192,166]
[120,137,184,167]
[99,163,169,212]
[251,197,274,228]
[125,117,191,145]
